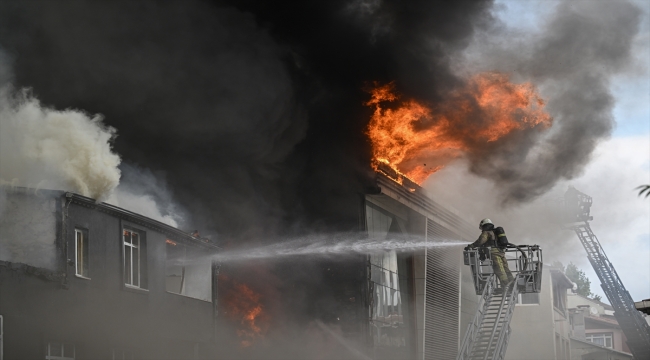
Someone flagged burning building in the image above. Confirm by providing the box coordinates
[1,0,643,358]
[361,165,478,359]
[0,187,220,359]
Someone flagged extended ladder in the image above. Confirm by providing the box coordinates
[458,245,542,360]
[564,187,650,360]
[457,274,519,360]
[563,188,650,359]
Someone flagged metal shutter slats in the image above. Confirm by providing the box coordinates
[424,219,461,360]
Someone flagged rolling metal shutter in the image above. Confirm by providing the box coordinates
[424,219,461,360]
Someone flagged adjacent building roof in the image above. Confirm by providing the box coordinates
[584,314,622,329]
[570,337,633,359]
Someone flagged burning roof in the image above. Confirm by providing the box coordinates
[367,73,553,185]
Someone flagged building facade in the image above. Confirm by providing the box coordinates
[568,293,635,358]
[364,170,477,360]
[0,188,220,359]
[505,266,575,360]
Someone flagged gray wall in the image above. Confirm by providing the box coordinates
[505,266,558,360]
[0,190,59,270]
[0,193,217,359]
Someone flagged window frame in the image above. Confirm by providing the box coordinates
[74,228,90,279]
[122,228,147,290]
[165,239,213,302]
[586,332,614,348]
[111,348,134,360]
[45,342,75,360]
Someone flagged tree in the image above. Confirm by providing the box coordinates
[566,262,591,297]
[565,262,594,298]
[637,185,650,198]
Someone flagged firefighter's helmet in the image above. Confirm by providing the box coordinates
[479,218,493,229]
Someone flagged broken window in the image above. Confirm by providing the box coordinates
[45,342,75,360]
[123,229,147,289]
[165,239,212,302]
[75,229,89,278]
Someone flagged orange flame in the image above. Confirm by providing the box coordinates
[220,275,270,348]
[367,72,552,184]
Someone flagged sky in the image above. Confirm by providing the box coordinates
[498,0,650,303]
[425,0,650,302]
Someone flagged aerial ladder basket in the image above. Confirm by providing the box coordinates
[457,245,543,360]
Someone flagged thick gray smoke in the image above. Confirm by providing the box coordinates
[458,0,642,203]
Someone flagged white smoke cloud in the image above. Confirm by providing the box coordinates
[423,135,650,301]
[0,86,121,200]
[0,49,186,230]
[106,163,187,228]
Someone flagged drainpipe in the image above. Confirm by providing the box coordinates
[1,315,3,360]
[61,193,73,289]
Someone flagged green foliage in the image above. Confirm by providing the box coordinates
[552,261,603,302]
[637,185,650,198]
[565,262,592,298]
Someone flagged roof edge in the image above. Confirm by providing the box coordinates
[66,192,220,251]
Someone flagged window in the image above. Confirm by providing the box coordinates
[366,203,412,358]
[123,229,147,289]
[586,332,613,348]
[75,229,89,278]
[165,239,212,302]
[553,282,567,312]
[111,348,133,360]
[45,342,75,360]
[516,292,540,305]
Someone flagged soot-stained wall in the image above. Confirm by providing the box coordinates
[0,190,59,270]
[0,191,219,360]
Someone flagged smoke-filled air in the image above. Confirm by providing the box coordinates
[0,85,121,200]
[1,0,648,359]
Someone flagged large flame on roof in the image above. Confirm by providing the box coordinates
[220,275,270,348]
[367,72,553,184]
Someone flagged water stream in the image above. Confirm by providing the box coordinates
[211,232,467,263]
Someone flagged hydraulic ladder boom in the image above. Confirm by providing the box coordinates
[564,187,650,360]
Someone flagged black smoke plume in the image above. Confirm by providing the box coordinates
[0,0,495,237]
[7,0,609,358]
[461,0,642,203]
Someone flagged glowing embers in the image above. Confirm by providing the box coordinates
[220,275,270,348]
[366,72,552,184]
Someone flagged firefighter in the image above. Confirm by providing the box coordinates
[465,218,515,286]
